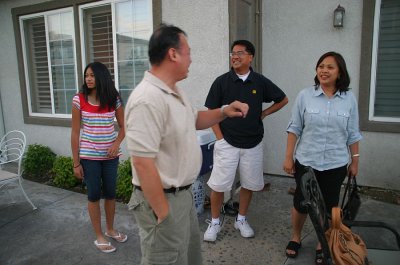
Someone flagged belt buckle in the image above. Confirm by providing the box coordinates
[175,187,180,193]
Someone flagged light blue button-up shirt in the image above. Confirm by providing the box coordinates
[287,86,362,171]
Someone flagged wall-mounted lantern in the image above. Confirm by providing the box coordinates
[333,5,345,28]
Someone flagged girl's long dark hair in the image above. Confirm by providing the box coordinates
[82,62,120,110]
[314,51,351,94]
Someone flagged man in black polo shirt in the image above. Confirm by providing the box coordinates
[203,40,288,242]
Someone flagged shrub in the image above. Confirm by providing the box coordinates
[116,159,133,203]
[23,144,56,181]
[52,156,79,189]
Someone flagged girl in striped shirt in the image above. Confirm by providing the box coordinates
[71,62,126,253]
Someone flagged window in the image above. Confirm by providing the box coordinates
[80,0,153,104]
[82,5,114,75]
[14,0,159,125]
[21,9,77,117]
[359,0,400,132]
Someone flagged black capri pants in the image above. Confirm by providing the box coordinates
[293,160,347,214]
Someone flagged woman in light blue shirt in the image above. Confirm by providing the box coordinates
[283,52,362,265]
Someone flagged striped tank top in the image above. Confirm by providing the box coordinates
[72,93,122,160]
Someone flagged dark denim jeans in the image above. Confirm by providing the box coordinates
[81,158,119,202]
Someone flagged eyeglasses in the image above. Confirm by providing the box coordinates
[229,51,250,58]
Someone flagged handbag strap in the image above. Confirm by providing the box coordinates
[331,207,343,229]
[352,177,358,191]
[341,177,350,208]
[341,176,357,208]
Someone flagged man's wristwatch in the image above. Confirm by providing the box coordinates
[220,104,228,117]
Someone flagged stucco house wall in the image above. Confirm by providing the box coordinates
[260,0,400,190]
[262,0,364,178]
[0,0,398,190]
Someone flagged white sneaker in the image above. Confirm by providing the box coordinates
[203,220,221,242]
[234,219,254,238]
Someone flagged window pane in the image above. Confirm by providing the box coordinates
[48,11,76,114]
[21,10,76,116]
[134,59,148,84]
[83,5,114,76]
[115,1,134,33]
[53,88,76,114]
[117,33,134,62]
[118,62,134,103]
[374,0,400,118]
[50,40,75,65]
[23,16,51,114]
[82,0,152,103]
[115,0,152,102]
[52,65,76,114]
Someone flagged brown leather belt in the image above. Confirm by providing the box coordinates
[134,184,192,193]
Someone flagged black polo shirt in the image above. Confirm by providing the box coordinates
[205,68,286,149]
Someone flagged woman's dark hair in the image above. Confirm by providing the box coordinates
[82,62,120,110]
[314,51,350,94]
[148,24,186,65]
[231,40,255,56]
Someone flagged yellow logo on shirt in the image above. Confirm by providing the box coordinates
[252,89,257,94]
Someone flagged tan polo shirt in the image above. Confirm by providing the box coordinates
[125,71,202,188]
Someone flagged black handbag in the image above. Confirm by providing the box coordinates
[341,176,361,221]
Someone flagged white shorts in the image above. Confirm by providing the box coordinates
[207,139,264,192]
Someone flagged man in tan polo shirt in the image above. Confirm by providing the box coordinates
[124,24,249,265]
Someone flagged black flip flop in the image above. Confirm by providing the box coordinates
[285,240,302,258]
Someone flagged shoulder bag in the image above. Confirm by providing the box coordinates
[326,207,368,265]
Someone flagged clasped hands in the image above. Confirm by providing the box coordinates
[223,101,249,118]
